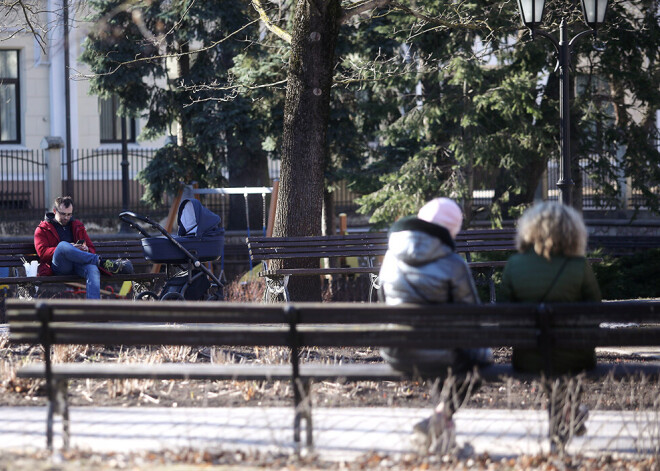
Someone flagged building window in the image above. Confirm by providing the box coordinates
[0,50,20,144]
[576,74,614,153]
[99,95,136,143]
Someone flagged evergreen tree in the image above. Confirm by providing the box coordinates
[80,0,271,226]
[79,0,660,236]
[335,0,660,225]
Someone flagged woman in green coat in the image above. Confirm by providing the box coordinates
[500,201,601,447]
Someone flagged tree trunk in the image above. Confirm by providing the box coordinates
[269,0,341,302]
[176,42,189,148]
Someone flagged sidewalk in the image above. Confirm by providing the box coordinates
[1,406,658,460]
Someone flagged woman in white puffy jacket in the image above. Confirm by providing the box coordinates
[378,197,492,453]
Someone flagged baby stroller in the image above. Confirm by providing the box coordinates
[119,199,225,300]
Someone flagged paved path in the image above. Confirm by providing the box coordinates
[597,346,660,360]
[1,407,658,460]
[1,324,657,460]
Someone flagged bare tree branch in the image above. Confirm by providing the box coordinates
[340,0,392,23]
[77,17,260,79]
[251,0,292,43]
[340,0,488,31]
[1,0,48,53]
[390,1,486,31]
[183,78,288,106]
[18,0,47,52]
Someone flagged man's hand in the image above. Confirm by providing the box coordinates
[73,241,89,252]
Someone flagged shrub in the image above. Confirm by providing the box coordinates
[591,248,660,300]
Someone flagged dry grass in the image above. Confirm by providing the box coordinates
[0,447,658,470]
[224,278,264,302]
[1,279,659,464]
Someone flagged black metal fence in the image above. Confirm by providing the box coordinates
[1,149,658,226]
[267,159,360,214]
[64,148,169,221]
[0,149,47,222]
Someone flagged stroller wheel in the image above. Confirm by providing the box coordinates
[206,292,224,301]
[136,291,159,301]
[160,291,185,301]
[205,284,224,301]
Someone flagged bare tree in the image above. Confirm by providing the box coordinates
[1,0,89,52]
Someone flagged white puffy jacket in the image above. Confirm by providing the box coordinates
[378,216,492,376]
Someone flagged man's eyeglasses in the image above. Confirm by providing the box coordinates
[56,209,73,217]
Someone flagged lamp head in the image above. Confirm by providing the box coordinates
[580,0,608,28]
[516,0,546,29]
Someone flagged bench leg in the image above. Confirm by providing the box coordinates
[488,268,496,303]
[264,276,290,303]
[16,282,36,301]
[46,398,54,450]
[293,379,313,448]
[57,380,71,450]
[303,381,312,447]
[46,379,70,450]
[369,274,381,303]
[545,377,586,454]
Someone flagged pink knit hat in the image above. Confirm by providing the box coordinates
[417,197,463,239]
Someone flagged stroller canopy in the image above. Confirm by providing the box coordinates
[177,199,223,237]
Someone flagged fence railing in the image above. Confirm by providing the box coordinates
[63,148,169,221]
[546,156,630,210]
[267,159,360,214]
[1,149,658,226]
[0,149,47,222]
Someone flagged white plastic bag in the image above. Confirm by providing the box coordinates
[23,259,39,277]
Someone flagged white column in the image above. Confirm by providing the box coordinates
[41,136,64,207]
[47,0,66,142]
[68,0,79,151]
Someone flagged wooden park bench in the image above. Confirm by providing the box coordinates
[247,229,519,302]
[0,238,251,310]
[588,234,660,255]
[0,239,168,306]
[7,298,660,452]
[214,242,251,282]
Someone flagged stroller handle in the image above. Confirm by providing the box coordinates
[119,211,156,239]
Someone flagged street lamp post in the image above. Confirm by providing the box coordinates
[516,0,608,206]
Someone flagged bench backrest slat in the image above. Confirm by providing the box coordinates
[547,300,660,324]
[11,299,660,325]
[553,327,660,348]
[0,240,250,270]
[7,299,285,323]
[8,299,660,351]
[296,327,539,349]
[10,324,292,347]
[0,240,152,268]
[246,231,517,263]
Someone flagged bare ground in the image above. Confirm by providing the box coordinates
[1,339,659,412]
[1,276,659,469]
[1,337,660,469]
[0,448,657,471]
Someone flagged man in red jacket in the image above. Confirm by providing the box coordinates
[34,196,129,299]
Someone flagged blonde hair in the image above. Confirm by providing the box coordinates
[516,201,587,260]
